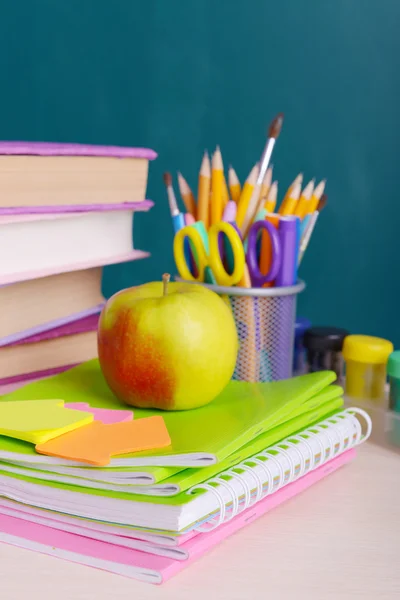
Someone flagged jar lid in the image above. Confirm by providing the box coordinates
[387,351,400,378]
[342,335,393,364]
[295,317,312,338]
[303,327,349,352]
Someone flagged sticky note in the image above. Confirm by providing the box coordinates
[35,416,171,466]
[0,400,93,444]
[64,403,133,424]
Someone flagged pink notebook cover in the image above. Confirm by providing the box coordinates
[0,304,104,348]
[0,450,355,584]
[0,249,149,286]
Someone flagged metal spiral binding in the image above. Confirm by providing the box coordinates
[188,408,372,532]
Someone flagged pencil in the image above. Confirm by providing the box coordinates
[220,149,230,207]
[307,179,326,213]
[280,174,303,214]
[177,172,197,219]
[278,182,301,216]
[228,166,241,203]
[298,194,327,265]
[197,151,211,228]
[264,180,278,213]
[210,146,224,225]
[236,164,259,228]
[252,167,273,217]
[293,179,315,219]
[259,165,273,203]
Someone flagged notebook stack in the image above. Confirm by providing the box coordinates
[0,142,156,386]
[0,361,371,584]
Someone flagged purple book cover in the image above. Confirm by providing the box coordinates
[5,313,100,348]
[0,365,77,388]
[0,141,157,160]
[0,200,154,216]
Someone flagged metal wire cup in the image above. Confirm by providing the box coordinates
[176,278,305,383]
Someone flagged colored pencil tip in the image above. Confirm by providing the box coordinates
[317,194,327,212]
[163,172,172,187]
[268,113,284,139]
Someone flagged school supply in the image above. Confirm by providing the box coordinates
[275,216,300,287]
[197,152,211,228]
[303,327,349,384]
[210,147,225,225]
[0,209,140,280]
[163,172,185,234]
[0,361,337,468]
[308,179,326,213]
[0,142,156,208]
[343,335,393,400]
[388,351,400,411]
[278,182,301,216]
[264,180,278,212]
[0,267,104,344]
[0,407,370,532]
[228,165,241,203]
[0,449,356,583]
[177,172,197,218]
[236,164,259,228]
[293,179,315,219]
[240,114,284,236]
[0,315,99,380]
[64,403,133,425]
[298,193,327,265]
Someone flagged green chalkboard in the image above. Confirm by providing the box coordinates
[1,0,399,344]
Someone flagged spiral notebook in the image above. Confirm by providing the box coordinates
[0,408,371,536]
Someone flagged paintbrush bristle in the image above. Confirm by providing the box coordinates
[268,113,284,139]
[317,194,327,212]
[163,172,172,187]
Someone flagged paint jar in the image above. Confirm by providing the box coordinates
[343,335,393,399]
[388,351,400,411]
[303,327,349,384]
[293,317,311,375]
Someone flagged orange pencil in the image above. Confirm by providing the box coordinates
[264,181,278,213]
[177,172,197,218]
[197,151,211,228]
[278,182,301,216]
[210,146,224,225]
[307,179,326,213]
[293,179,315,219]
[228,166,241,203]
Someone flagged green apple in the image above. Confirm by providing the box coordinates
[98,274,238,410]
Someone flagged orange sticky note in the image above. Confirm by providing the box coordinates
[35,416,171,466]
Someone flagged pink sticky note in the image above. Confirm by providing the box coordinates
[64,403,133,425]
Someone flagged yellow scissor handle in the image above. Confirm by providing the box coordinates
[173,226,208,282]
[208,222,246,287]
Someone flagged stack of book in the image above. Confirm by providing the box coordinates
[0,142,156,386]
[0,361,371,584]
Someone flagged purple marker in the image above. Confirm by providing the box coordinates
[275,216,300,287]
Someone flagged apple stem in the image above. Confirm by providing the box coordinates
[162,273,170,296]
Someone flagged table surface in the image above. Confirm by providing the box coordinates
[1,442,399,599]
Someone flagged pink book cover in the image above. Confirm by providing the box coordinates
[0,450,355,584]
[0,249,149,287]
[0,200,154,217]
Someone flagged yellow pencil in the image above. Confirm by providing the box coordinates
[278,182,301,216]
[236,164,259,228]
[228,166,241,203]
[177,172,197,218]
[279,173,303,215]
[293,179,315,219]
[258,165,273,203]
[264,180,278,212]
[210,146,224,225]
[307,179,326,213]
[197,151,211,228]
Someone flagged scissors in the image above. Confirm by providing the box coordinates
[173,221,245,286]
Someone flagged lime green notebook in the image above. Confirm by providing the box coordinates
[0,387,343,497]
[0,360,336,468]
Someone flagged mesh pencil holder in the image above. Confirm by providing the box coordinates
[176,278,305,383]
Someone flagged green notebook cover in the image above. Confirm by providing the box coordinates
[0,360,337,468]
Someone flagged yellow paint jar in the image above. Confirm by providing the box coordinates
[343,335,393,399]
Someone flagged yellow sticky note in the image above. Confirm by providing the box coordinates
[0,400,93,444]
